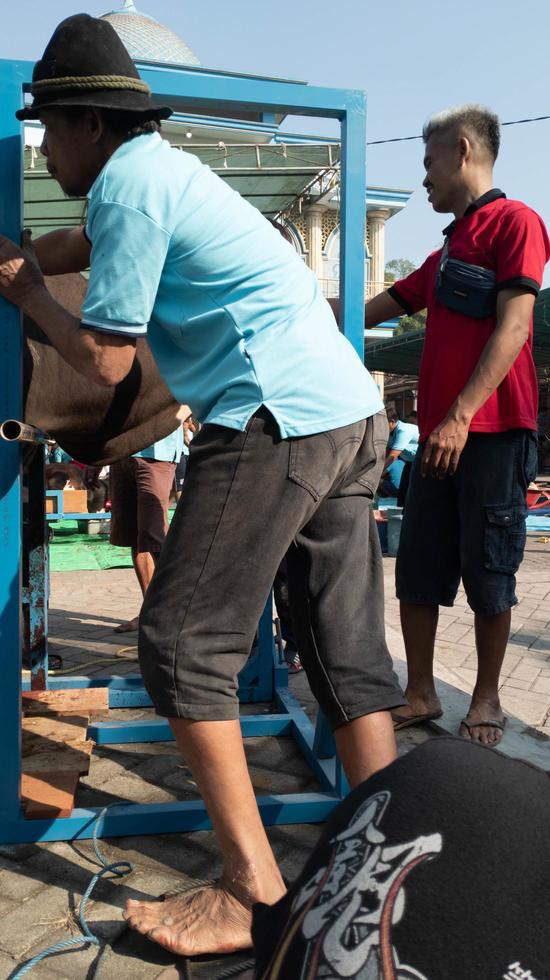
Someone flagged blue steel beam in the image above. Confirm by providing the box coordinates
[137,63,361,120]
[89,715,293,745]
[0,792,341,844]
[0,59,25,826]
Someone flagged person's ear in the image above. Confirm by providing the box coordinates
[86,108,105,145]
[458,135,471,166]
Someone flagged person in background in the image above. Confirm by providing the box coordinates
[112,427,184,633]
[379,403,419,504]
[173,417,196,502]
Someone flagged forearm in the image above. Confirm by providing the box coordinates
[24,286,135,386]
[329,290,405,329]
[365,290,406,329]
[382,449,401,477]
[33,226,91,275]
[449,320,530,424]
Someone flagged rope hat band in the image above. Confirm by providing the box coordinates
[31,74,151,96]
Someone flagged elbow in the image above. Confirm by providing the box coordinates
[86,342,136,387]
[510,321,530,351]
[93,368,127,387]
[92,361,132,387]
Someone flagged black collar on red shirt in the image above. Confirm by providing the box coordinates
[442,188,506,238]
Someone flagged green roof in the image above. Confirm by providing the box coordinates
[23,141,340,233]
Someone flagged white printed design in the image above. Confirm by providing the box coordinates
[290,791,442,979]
[503,964,539,980]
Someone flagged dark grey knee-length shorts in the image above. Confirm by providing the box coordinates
[138,407,405,729]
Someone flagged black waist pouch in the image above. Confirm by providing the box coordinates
[436,239,497,318]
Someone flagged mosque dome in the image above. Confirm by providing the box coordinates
[101,0,200,67]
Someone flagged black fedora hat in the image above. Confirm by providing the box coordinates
[16,13,172,121]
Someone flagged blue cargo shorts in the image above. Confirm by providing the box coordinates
[396,429,538,615]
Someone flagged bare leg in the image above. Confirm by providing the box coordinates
[459,609,509,746]
[334,711,397,788]
[123,708,396,954]
[124,719,286,956]
[115,548,157,633]
[392,602,442,723]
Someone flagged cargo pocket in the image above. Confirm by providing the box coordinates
[484,505,527,574]
[356,411,390,498]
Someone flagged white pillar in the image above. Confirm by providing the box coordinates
[366,208,391,297]
[304,204,326,278]
[367,209,391,399]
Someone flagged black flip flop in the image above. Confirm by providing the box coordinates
[460,717,507,742]
[391,710,443,731]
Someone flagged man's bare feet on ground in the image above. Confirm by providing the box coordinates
[392,690,443,730]
[124,878,270,956]
[114,615,139,633]
[459,696,506,746]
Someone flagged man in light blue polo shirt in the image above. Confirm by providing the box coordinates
[110,428,184,633]
[0,13,404,958]
[381,405,419,501]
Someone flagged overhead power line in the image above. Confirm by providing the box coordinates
[366,113,550,146]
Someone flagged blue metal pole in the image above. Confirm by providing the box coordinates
[0,61,25,824]
[339,92,367,356]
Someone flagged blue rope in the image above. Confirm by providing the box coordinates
[12,807,132,979]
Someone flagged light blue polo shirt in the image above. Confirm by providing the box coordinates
[133,427,184,462]
[389,420,419,463]
[82,133,382,437]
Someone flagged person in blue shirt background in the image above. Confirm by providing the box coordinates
[0,14,405,957]
[110,427,184,633]
[380,404,419,505]
[173,417,196,502]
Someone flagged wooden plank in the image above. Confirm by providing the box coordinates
[22,772,80,819]
[23,728,92,759]
[62,489,88,513]
[22,715,89,744]
[22,740,94,775]
[22,689,108,716]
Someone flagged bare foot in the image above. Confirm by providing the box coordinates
[459,696,506,746]
[392,688,442,729]
[124,878,259,956]
[115,616,139,634]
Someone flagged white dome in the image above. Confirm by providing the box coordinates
[101,1,200,67]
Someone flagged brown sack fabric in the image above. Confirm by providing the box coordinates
[22,274,185,465]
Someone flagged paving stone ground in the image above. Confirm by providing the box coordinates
[3,535,549,978]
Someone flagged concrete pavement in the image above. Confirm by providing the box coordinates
[1,535,548,977]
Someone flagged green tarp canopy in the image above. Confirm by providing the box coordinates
[23,142,340,235]
[365,287,550,376]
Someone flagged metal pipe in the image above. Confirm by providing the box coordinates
[0,419,53,445]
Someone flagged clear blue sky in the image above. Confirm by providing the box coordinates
[3,0,550,280]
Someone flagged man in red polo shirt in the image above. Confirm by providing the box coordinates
[363,104,549,745]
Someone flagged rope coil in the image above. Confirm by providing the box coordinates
[31,74,151,95]
[11,806,132,979]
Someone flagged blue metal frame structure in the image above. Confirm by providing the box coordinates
[45,488,111,522]
[0,56,366,843]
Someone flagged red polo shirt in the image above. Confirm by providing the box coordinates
[388,190,550,441]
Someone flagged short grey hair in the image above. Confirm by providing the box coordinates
[423,103,500,162]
